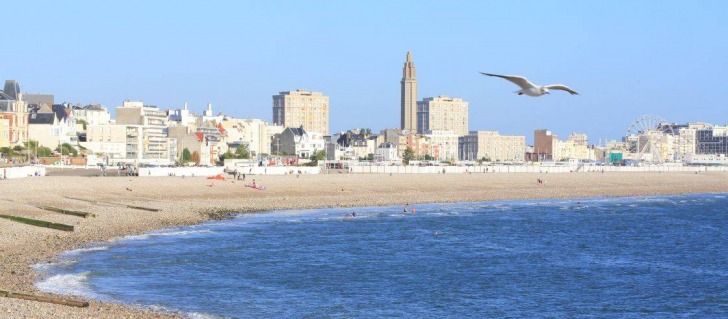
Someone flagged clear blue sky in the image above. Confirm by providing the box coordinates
[4,1,727,144]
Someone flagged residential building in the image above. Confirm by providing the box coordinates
[72,104,111,127]
[459,131,526,162]
[401,51,418,132]
[417,96,469,136]
[115,101,175,164]
[168,102,197,127]
[220,118,271,157]
[422,130,459,161]
[273,126,325,158]
[696,125,728,156]
[273,89,329,135]
[27,104,78,149]
[0,118,9,148]
[0,80,29,146]
[83,124,127,163]
[534,129,557,161]
[332,130,377,160]
[376,142,399,162]
[556,133,593,161]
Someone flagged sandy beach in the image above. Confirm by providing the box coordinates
[1,171,727,318]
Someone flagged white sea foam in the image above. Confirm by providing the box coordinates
[115,229,212,242]
[64,245,110,255]
[186,312,224,319]
[35,272,98,298]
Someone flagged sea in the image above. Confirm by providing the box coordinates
[35,194,728,318]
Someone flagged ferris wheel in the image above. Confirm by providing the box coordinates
[625,115,676,163]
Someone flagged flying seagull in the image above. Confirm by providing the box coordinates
[480,72,578,96]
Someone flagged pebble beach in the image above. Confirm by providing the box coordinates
[1,171,727,318]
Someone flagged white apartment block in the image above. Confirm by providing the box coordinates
[72,104,111,126]
[417,96,469,136]
[422,130,459,161]
[459,131,526,162]
[83,124,127,163]
[114,101,176,165]
[272,89,330,135]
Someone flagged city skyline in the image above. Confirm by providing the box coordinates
[4,1,728,144]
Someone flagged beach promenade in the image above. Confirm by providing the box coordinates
[1,172,727,318]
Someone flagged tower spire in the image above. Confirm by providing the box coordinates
[400,51,418,132]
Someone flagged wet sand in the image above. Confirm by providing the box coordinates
[1,172,727,318]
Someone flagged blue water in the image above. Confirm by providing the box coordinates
[36,194,728,318]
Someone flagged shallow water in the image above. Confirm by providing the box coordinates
[37,194,728,318]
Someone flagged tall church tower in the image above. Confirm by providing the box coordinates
[400,51,418,132]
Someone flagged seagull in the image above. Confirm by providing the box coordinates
[480,72,578,96]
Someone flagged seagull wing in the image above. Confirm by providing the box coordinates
[544,84,579,95]
[480,72,537,90]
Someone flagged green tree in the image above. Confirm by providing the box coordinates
[182,148,192,163]
[55,143,78,157]
[308,150,325,166]
[36,146,53,157]
[235,144,250,159]
[0,147,15,156]
[191,151,201,164]
[403,147,415,166]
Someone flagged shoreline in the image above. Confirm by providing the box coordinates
[2,172,728,318]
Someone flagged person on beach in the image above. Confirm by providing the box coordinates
[251,179,257,188]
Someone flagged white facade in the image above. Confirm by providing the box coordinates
[168,102,197,127]
[423,130,459,161]
[459,131,526,162]
[73,105,111,126]
[417,96,469,136]
[376,143,399,162]
[220,118,271,156]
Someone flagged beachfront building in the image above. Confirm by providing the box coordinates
[459,131,526,162]
[553,133,594,161]
[168,124,221,165]
[416,96,469,136]
[83,124,127,163]
[273,89,330,135]
[219,118,271,157]
[115,101,176,165]
[376,142,399,162]
[421,130,459,161]
[72,104,111,127]
[533,129,594,162]
[533,129,557,161]
[0,80,29,147]
[0,118,9,148]
[331,130,377,160]
[272,126,325,158]
[401,51,418,132]
[27,104,78,149]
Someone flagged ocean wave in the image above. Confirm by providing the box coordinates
[35,272,98,298]
[115,229,213,242]
[186,312,224,319]
[64,245,110,255]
